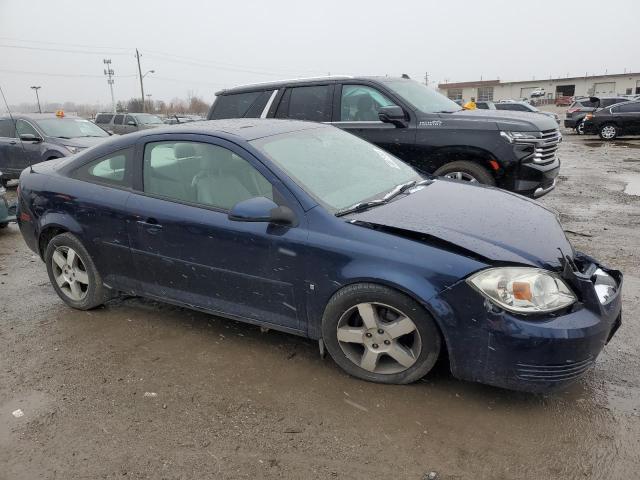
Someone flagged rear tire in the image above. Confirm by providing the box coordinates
[575,122,585,135]
[322,283,442,384]
[598,123,618,141]
[44,232,110,310]
[434,160,496,186]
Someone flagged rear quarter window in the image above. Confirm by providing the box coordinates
[71,147,133,188]
[95,114,113,124]
[210,91,266,119]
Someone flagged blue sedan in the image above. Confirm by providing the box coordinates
[16,119,622,392]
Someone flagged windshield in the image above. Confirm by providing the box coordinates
[251,127,422,212]
[383,79,462,113]
[135,114,163,125]
[36,118,109,138]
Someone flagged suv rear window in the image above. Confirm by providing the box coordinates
[275,85,332,122]
[95,114,114,124]
[211,91,271,119]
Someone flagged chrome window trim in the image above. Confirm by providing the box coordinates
[260,89,279,118]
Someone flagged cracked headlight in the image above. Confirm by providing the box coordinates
[467,267,576,314]
[499,131,541,143]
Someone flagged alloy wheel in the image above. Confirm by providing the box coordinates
[600,125,616,140]
[576,122,585,135]
[443,171,478,182]
[336,302,422,374]
[51,246,89,301]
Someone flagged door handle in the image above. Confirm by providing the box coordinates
[137,217,163,233]
[9,140,16,145]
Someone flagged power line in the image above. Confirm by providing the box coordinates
[0,68,137,78]
[0,36,130,51]
[0,44,130,56]
[144,49,321,76]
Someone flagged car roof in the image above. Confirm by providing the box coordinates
[215,75,405,95]
[110,118,330,145]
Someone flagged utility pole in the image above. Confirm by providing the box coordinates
[136,48,145,112]
[103,59,116,113]
[30,86,41,113]
[424,72,429,86]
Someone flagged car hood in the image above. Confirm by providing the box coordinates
[51,136,111,148]
[424,109,559,131]
[346,179,573,269]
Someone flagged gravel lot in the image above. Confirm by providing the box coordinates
[1,129,639,479]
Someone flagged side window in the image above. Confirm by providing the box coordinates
[72,148,132,186]
[143,141,273,210]
[113,114,125,125]
[0,118,16,137]
[94,114,113,124]
[340,85,395,121]
[276,85,332,122]
[244,90,274,118]
[618,102,640,113]
[210,92,263,119]
[504,104,528,111]
[124,115,135,125]
[15,120,39,137]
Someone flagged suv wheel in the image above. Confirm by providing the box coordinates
[575,122,585,135]
[322,283,441,384]
[599,124,618,141]
[434,160,495,186]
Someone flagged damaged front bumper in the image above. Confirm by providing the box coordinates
[431,252,622,393]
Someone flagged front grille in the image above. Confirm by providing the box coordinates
[533,128,561,164]
[516,128,561,165]
[515,357,595,382]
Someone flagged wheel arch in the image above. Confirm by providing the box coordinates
[37,213,83,258]
[429,145,500,174]
[314,275,455,369]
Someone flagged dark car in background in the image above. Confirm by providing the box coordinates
[0,171,16,228]
[94,112,164,135]
[16,119,622,392]
[583,99,640,140]
[476,100,560,124]
[208,76,561,198]
[564,96,629,134]
[0,113,111,181]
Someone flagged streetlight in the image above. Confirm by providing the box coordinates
[30,86,42,113]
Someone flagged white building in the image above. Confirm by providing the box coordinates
[438,72,640,102]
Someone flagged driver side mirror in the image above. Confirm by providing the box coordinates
[228,197,296,226]
[19,133,42,143]
[127,120,137,126]
[378,105,408,128]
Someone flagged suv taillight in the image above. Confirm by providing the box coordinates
[567,107,581,113]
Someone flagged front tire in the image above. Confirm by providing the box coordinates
[434,160,496,186]
[322,283,442,384]
[45,232,109,310]
[599,123,618,141]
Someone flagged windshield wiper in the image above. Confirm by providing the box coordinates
[382,180,417,202]
[336,180,425,217]
[335,199,386,217]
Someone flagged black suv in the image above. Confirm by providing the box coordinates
[208,76,561,198]
[565,96,628,134]
[583,99,640,140]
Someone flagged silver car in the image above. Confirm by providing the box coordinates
[94,112,164,135]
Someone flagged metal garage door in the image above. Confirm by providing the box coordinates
[593,82,616,95]
[520,87,539,98]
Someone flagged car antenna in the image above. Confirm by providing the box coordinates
[0,84,33,173]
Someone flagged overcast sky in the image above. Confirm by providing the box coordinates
[1,0,638,109]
